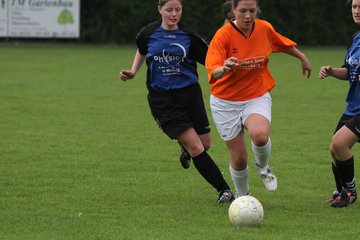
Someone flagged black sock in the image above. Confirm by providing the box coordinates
[332,162,343,193]
[335,157,356,193]
[192,151,230,193]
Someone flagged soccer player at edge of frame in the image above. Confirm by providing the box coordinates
[319,0,359,208]
[119,0,236,204]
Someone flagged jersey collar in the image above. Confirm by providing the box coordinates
[229,20,255,39]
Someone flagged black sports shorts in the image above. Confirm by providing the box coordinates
[147,83,210,139]
[334,114,360,140]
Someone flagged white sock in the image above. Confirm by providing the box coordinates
[252,138,271,174]
[229,164,249,197]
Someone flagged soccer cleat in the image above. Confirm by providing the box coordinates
[179,144,191,169]
[217,189,235,204]
[324,190,340,203]
[260,167,277,191]
[348,191,357,204]
[331,190,357,208]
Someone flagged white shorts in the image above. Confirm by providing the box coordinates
[210,92,272,141]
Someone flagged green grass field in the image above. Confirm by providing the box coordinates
[1,43,359,239]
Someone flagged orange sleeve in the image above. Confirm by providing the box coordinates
[263,20,297,52]
[205,27,229,84]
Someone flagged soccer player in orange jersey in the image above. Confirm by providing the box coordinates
[206,0,312,197]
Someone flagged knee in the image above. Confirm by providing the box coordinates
[187,144,205,157]
[330,138,345,156]
[251,133,269,147]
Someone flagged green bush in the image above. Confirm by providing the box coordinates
[80,0,356,45]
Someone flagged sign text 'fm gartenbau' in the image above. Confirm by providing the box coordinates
[0,0,80,38]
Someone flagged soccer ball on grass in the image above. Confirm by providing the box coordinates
[228,195,264,227]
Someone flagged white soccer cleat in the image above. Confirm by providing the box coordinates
[260,168,277,191]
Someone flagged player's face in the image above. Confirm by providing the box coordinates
[352,0,360,24]
[232,0,257,34]
[158,0,182,30]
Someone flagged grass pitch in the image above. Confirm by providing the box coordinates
[0,43,359,239]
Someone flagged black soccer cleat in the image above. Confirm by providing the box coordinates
[217,189,235,204]
[179,144,191,169]
[331,190,357,208]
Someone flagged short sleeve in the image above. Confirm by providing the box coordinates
[264,21,297,52]
[136,27,148,55]
[205,28,229,84]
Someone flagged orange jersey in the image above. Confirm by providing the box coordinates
[206,19,297,101]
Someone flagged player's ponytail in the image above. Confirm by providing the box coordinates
[222,0,234,20]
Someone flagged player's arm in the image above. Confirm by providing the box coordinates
[318,66,348,80]
[211,57,240,80]
[206,30,239,82]
[283,46,312,79]
[119,50,146,81]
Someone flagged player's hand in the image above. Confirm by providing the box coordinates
[318,65,332,79]
[119,70,135,81]
[223,57,239,73]
[300,56,312,79]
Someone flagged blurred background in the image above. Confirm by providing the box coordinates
[77,0,356,45]
[0,0,357,46]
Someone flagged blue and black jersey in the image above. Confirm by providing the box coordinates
[344,32,360,115]
[136,20,208,92]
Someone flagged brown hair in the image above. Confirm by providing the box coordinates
[225,0,261,19]
[231,0,258,8]
[222,0,234,20]
[159,0,182,7]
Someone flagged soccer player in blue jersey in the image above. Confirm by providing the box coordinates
[119,0,234,203]
[319,0,360,208]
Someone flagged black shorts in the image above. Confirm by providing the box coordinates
[147,83,210,139]
[334,114,360,140]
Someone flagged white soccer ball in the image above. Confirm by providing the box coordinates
[228,195,264,227]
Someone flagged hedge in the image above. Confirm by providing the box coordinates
[80,0,357,45]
